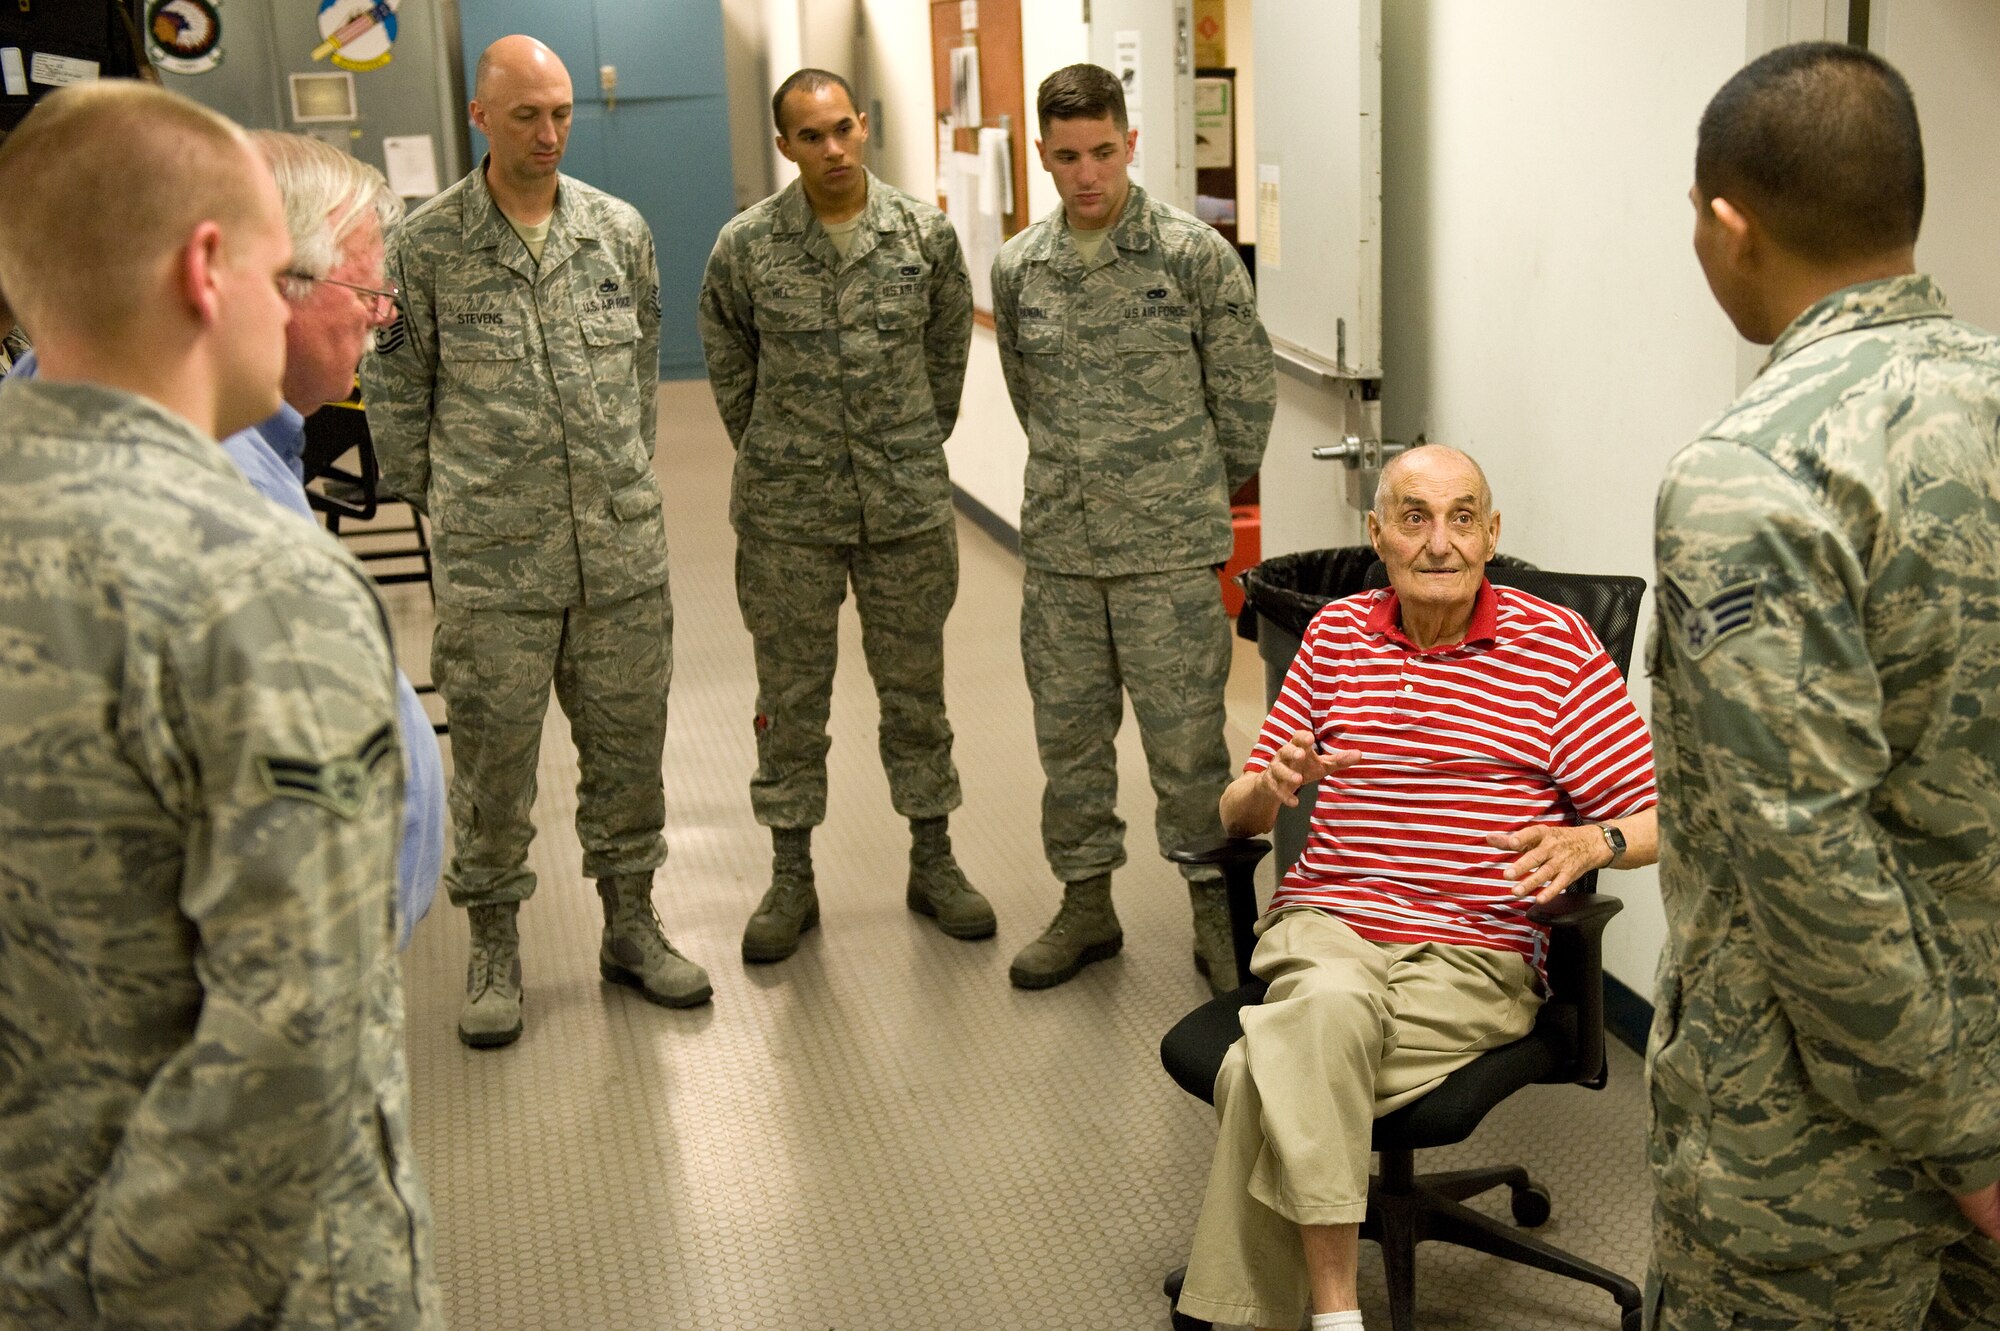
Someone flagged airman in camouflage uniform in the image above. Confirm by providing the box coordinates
[0,279,27,374]
[992,64,1275,990]
[363,36,709,1048]
[1649,44,2000,1329]
[698,69,990,963]
[0,83,440,1329]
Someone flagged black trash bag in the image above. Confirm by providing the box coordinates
[1235,547,1537,642]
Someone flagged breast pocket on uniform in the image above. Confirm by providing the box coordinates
[760,294,830,337]
[582,307,639,349]
[876,292,927,331]
[1118,314,1192,355]
[439,302,527,392]
[1015,319,1064,356]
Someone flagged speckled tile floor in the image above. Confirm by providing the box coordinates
[364,380,1653,1331]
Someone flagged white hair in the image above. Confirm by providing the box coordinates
[1372,443,1492,518]
[251,130,403,279]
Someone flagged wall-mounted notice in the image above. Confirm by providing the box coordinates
[1114,30,1143,110]
[30,53,101,86]
[383,133,440,198]
[1256,163,1281,268]
[949,46,981,128]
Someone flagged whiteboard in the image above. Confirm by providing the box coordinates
[1252,0,1381,379]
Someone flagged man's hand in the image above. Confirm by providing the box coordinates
[1487,823,1613,905]
[1258,730,1362,809]
[1219,731,1362,839]
[1955,1181,2000,1243]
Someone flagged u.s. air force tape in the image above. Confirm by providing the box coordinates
[258,723,396,819]
[1660,575,1758,659]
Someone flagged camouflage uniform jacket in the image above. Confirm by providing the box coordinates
[0,380,440,1329]
[697,171,973,545]
[362,165,666,610]
[0,325,27,376]
[1649,275,2000,1265]
[990,185,1274,577]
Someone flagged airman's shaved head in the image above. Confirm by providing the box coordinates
[474,34,568,103]
[0,83,269,341]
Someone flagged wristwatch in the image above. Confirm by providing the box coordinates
[1597,823,1627,866]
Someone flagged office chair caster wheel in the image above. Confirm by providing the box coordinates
[1510,1182,1552,1227]
[1621,1307,1642,1331]
[1171,1313,1214,1331]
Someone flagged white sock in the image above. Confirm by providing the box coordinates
[1310,1312,1364,1331]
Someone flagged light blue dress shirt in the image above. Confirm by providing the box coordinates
[4,350,442,946]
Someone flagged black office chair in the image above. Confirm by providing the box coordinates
[1160,566,1649,1331]
[302,391,436,592]
[301,389,447,737]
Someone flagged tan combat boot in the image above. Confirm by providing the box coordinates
[597,874,712,1008]
[906,816,996,940]
[1189,876,1240,995]
[459,902,523,1049]
[742,827,819,962]
[1008,874,1122,990]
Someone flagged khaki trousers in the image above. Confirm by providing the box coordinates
[1179,908,1543,1329]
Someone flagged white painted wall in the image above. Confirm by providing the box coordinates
[721,0,776,207]
[1360,2,1753,994]
[856,0,937,198]
[1020,0,1092,222]
[1225,0,1256,239]
[1878,0,2000,332]
[944,0,1088,517]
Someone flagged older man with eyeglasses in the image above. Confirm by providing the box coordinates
[2,132,447,952]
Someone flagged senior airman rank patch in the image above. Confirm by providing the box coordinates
[1661,575,1758,659]
[258,724,396,819]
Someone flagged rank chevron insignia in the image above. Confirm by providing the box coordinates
[1661,575,1758,659]
[258,723,396,819]
[374,305,406,354]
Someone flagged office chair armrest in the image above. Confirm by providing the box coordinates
[1527,887,1625,1088]
[1169,835,1273,989]
[1166,834,1272,871]
[1525,889,1622,930]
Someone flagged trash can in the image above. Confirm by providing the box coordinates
[1237,547,1535,874]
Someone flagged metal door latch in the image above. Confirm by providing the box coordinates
[1311,436,1414,469]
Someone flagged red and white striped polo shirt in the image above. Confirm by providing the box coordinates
[1248,580,1657,972]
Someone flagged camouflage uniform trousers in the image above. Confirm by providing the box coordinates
[736,523,962,828]
[1020,563,1232,882]
[433,584,671,905]
[1648,1206,2000,1330]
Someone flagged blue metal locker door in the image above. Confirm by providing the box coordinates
[601,97,735,379]
[455,0,734,380]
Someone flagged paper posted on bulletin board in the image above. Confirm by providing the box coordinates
[1256,163,1281,268]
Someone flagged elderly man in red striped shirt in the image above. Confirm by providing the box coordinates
[1175,443,1660,1331]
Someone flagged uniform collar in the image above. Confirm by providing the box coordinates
[771,171,899,270]
[1364,578,1500,653]
[461,158,594,278]
[1033,182,1152,280]
[0,378,246,483]
[1760,274,1950,374]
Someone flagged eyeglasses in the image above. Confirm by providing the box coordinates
[282,269,399,315]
